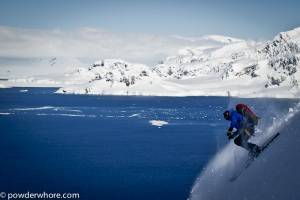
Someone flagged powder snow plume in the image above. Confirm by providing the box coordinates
[188,102,300,200]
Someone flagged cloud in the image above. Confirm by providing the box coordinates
[0,26,231,65]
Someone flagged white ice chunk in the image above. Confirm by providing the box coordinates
[149,120,169,127]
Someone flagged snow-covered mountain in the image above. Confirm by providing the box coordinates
[56,27,300,98]
[4,27,300,98]
[57,59,164,95]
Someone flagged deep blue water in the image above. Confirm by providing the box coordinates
[0,87,297,200]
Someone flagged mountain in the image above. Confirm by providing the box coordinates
[56,27,300,98]
[4,27,300,98]
[57,59,163,95]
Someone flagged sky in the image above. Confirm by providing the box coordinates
[0,0,299,39]
[0,0,300,67]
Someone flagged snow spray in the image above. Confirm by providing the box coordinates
[188,101,300,200]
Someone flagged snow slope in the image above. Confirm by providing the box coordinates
[189,102,300,200]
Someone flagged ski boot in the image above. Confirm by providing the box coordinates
[248,143,261,158]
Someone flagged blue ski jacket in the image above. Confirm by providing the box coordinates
[228,110,244,130]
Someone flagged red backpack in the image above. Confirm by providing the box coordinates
[236,104,259,125]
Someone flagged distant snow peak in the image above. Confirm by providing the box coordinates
[56,58,160,95]
[202,34,244,44]
[85,59,155,87]
[260,30,300,89]
[25,27,300,98]
[173,34,244,44]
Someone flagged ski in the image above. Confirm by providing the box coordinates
[229,154,254,182]
[229,132,280,182]
[260,132,280,152]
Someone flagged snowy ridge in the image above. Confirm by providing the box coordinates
[56,59,162,95]
[56,27,300,98]
[3,27,300,98]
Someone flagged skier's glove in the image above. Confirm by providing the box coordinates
[228,133,234,139]
[226,130,232,136]
[227,130,233,139]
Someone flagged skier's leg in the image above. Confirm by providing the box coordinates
[241,133,252,151]
[245,124,261,156]
[234,132,250,151]
[234,134,243,147]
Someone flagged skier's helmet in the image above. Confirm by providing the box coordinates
[223,110,230,120]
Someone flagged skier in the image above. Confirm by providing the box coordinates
[223,104,260,156]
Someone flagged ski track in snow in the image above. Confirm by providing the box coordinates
[188,102,300,200]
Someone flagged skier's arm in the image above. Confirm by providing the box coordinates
[229,117,238,130]
[227,116,237,137]
[227,127,233,134]
[227,127,233,139]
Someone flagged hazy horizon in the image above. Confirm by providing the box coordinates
[0,0,300,68]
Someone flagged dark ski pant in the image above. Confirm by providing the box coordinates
[234,128,257,151]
